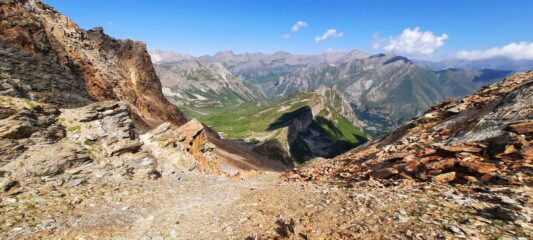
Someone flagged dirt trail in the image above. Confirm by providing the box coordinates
[18,171,526,240]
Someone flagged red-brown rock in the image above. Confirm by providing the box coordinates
[506,121,533,135]
[370,168,399,179]
[459,161,497,174]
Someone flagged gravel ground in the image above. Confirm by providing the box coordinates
[2,170,531,239]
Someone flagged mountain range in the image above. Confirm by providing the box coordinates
[152,50,513,137]
[416,57,533,72]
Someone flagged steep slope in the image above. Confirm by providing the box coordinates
[154,60,267,109]
[288,71,532,185]
[191,86,369,165]
[0,0,186,128]
[435,68,513,97]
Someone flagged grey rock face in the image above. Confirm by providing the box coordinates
[155,60,267,108]
[0,98,205,189]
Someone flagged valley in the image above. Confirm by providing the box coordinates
[183,87,369,165]
[154,49,513,163]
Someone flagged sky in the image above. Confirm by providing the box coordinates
[44,0,533,60]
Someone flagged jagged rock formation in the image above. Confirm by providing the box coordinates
[0,0,185,128]
[0,94,282,193]
[287,71,533,185]
[0,0,285,175]
[141,119,221,174]
[0,97,214,181]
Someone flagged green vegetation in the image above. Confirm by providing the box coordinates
[67,125,81,132]
[313,111,367,145]
[183,91,315,140]
[22,99,41,109]
[83,139,95,146]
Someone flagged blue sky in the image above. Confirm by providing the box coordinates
[44,0,533,60]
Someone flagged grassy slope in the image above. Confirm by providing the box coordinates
[180,92,368,147]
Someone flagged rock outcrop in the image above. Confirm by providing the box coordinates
[0,0,186,128]
[287,71,533,185]
[141,119,221,174]
[1,98,169,181]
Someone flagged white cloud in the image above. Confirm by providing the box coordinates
[282,20,308,39]
[291,21,308,33]
[381,27,448,56]
[456,42,533,60]
[315,29,344,43]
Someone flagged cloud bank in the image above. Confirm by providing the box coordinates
[315,29,344,42]
[456,42,533,60]
[376,27,448,56]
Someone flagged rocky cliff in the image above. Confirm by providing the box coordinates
[0,0,186,128]
[288,71,533,185]
[251,87,369,165]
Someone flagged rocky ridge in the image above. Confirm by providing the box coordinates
[0,0,186,128]
[0,96,223,182]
